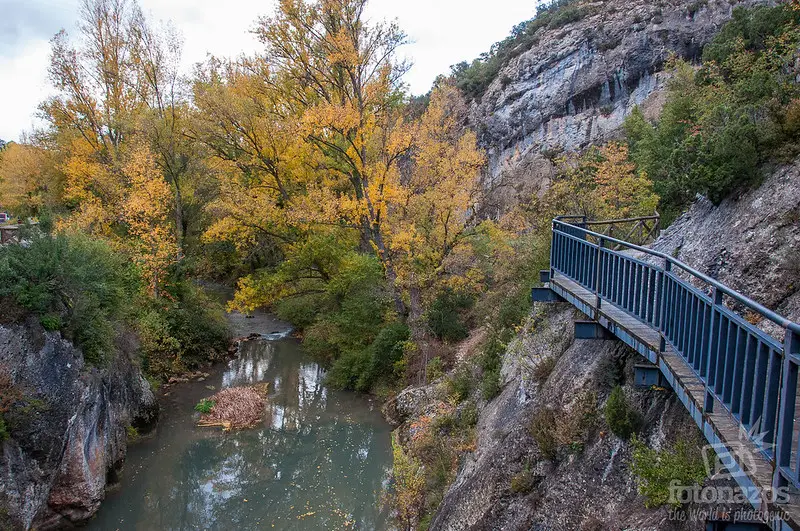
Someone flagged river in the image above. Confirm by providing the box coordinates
[88,310,393,530]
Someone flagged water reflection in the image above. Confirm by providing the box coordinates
[90,338,392,531]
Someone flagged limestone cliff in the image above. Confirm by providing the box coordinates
[471,0,769,210]
[0,315,157,530]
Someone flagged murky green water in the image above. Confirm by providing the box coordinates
[89,316,392,530]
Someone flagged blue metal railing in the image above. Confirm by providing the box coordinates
[550,217,800,490]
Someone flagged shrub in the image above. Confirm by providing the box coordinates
[480,369,502,400]
[604,385,641,439]
[631,434,708,507]
[366,323,411,385]
[0,417,8,442]
[0,233,137,364]
[327,348,372,390]
[391,434,425,529]
[125,425,140,441]
[529,408,558,460]
[39,314,61,331]
[510,466,537,494]
[427,289,472,342]
[426,356,445,383]
[445,368,474,403]
[532,356,557,383]
[556,391,598,452]
[194,398,215,414]
[138,281,230,379]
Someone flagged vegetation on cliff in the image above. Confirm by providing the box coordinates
[626,4,800,222]
[450,0,585,100]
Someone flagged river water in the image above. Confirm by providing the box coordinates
[89,311,392,530]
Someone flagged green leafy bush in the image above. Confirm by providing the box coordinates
[445,367,474,403]
[427,289,473,342]
[0,417,8,442]
[195,398,215,414]
[0,233,137,364]
[604,385,641,439]
[138,281,230,379]
[426,356,445,383]
[631,435,708,508]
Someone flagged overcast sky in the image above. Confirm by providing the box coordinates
[0,0,538,141]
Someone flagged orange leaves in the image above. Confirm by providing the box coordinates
[121,143,179,296]
[592,142,658,219]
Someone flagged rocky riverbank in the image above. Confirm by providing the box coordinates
[0,313,157,529]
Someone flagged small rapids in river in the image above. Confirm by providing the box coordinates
[88,310,393,530]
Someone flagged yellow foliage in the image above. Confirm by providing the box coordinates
[0,143,63,216]
[121,143,179,296]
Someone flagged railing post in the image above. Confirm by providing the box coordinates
[703,287,723,414]
[659,259,672,353]
[595,237,604,310]
[773,329,800,490]
[550,220,556,282]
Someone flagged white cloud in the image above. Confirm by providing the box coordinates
[0,0,537,142]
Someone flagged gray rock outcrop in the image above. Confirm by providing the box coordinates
[0,316,157,529]
[473,0,770,210]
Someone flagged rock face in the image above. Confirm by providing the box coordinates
[472,0,768,209]
[413,157,800,530]
[0,316,158,530]
[649,159,800,336]
[425,304,704,530]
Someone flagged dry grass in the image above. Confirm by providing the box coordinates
[197,383,269,431]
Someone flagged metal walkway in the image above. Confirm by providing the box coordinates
[538,216,800,530]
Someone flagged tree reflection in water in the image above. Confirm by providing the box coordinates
[90,338,392,531]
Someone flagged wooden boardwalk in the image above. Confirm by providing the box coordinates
[550,271,800,529]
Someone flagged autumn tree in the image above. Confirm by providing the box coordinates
[0,141,64,217]
[253,0,413,314]
[122,143,179,296]
[386,83,485,323]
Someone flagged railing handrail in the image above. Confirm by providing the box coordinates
[553,218,800,334]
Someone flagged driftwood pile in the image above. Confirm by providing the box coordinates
[197,383,269,431]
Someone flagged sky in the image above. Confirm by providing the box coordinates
[0,0,539,142]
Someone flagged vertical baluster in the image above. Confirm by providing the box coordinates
[730,327,747,418]
[750,342,769,432]
[722,322,739,405]
[775,330,800,487]
[714,317,730,396]
[594,239,604,309]
[705,288,723,397]
[739,335,757,428]
[698,302,711,379]
[654,270,664,332]
[637,265,646,319]
[690,297,703,370]
[685,296,696,367]
[677,285,688,357]
[762,349,782,451]
[648,268,657,325]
